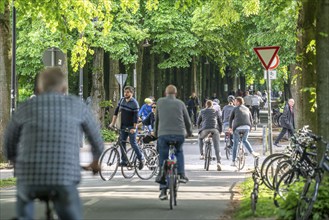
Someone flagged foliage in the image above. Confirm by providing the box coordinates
[234,177,277,219]
[0,177,16,188]
[101,129,117,142]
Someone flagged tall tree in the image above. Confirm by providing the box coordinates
[316,0,329,153]
[0,3,11,161]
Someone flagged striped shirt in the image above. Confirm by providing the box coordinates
[114,97,139,127]
[4,93,104,185]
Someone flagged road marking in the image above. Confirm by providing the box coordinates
[84,198,99,206]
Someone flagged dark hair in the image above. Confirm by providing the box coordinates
[124,86,135,93]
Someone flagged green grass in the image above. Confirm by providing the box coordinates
[0,177,16,188]
[234,177,278,219]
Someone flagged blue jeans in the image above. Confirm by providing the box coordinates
[157,135,185,189]
[16,183,81,220]
[121,127,144,162]
[232,129,254,162]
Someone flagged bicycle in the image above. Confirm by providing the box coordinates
[272,108,282,127]
[296,143,329,220]
[236,131,246,171]
[224,131,232,160]
[250,156,262,214]
[204,132,216,171]
[99,128,159,180]
[251,106,259,131]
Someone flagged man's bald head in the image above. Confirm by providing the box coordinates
[165,85,177,96]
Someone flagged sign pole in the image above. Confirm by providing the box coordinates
[266,69,273,155]
[120,75,123,98]
[10,0,16,115]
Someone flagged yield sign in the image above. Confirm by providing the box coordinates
[253,46,280,70]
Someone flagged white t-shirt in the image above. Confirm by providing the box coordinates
[251,95,263,106]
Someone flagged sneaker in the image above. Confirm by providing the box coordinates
[138,159,145,170]
[274,143,283,147]
[200,155,205,160]
[159,189,168,200]
[217,163,222,171]
[119,161,128,167]
[179,174,189,184]
[251,151,260,157]
[155,173,166,185]
[230,161,237,167]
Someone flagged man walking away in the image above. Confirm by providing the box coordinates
[274,99,295,147]
[197,100,222,171]
[187,92,199,126]
[4,67,104,220]
[155,85,192,200]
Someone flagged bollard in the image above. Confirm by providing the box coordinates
[262,125,267,155]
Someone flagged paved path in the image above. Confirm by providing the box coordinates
[0,121,286,219]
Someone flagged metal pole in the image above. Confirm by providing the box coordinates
[10,1,16,115]
[133,63,137,97]
[266,69,273,155]
[120,75,123,98]
[51,47,55,66]
[79,67,83,100]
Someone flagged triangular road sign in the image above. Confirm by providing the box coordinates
[253,46,280,70]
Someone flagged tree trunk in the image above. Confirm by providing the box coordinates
[316,0,329,155]
[60,53,69,94]
[108,56,120,118]
[291,0,317,131]
[91,48,105,128]
[150,52,155,97]
[136,44,144,103]
[0,4,11,162]
[192,56,198,94]
[141,46,152,101]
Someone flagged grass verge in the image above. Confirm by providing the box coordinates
[0,177,16,188]
[234,177,277,219]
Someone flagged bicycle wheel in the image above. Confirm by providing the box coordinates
[237,143,245,171]
[225,138,231,160]
[271,159,293,190]
[204,143,211,171]
[296,173,321,220]
[174,168,179,206]
[121,148,136,179]
[169,170,174,210]
[274,169,298,207]
[136,148,159,180]
[99,147,120,181]
[251,191,257,214]
[261,153,287,189]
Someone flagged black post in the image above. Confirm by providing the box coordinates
[10,1,16,115]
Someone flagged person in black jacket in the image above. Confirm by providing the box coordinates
[274,99,295,147]
[187,92,200,126]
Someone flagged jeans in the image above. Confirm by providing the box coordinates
[16,184,81,220]
[121,127,144,162]
[232,129,254,162]
[157,135,185,189]
[198,129,221,163]
[275,127,294,144]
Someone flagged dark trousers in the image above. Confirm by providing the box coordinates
[275,127,294,144]
[251,105,260,120]
[188,107,197,124]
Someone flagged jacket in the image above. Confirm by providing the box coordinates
[280,104,295,130]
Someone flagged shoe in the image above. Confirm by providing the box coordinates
[159,189,168,200]
[274,143,283,147]
[200,155,205,160]
[230,161,237,167]
[251,151,260,157]
[155,173,166,185]
[179,174,189,184]
[217,163,222,171]
[138,159,145,170]
[119,161,128,167]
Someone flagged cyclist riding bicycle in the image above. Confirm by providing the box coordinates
[229,97,260,167]
[110,86,145,170]
[222,95,235,147]
[154,85,192,200]
[250,91,263,123]
[197,100,222,171]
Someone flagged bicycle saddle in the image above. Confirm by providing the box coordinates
[168,141,178,146]
[29,190,57,201]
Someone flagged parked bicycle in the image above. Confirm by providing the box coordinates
[250,156,262,214]
[272,107,282,127]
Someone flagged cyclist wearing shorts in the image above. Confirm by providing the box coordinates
[154,85,192,200]
[229,97,260,166]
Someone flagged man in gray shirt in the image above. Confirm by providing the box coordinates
[154,85,192,200]
[229,97,259,167]
[4,68,104,219]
